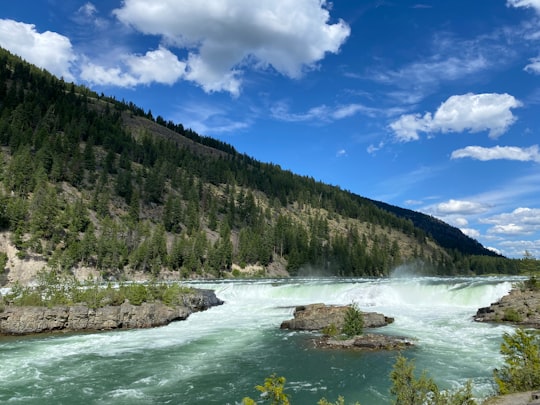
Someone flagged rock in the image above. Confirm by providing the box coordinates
[474,288,540,328]
[280,303,394,331]
[0,289,223,335]
[313,333,414,351]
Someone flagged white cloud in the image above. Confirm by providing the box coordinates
[74,2,108,29]
[525,56,540,74]
[173,102,250,135]
[112,0,350,95]
[0,19,76,81]
[482,207,540,235]
[451,145,540,162]
[486,246,502,255]
[336,149,347,158]
[389,113,430,142]
[498,239,540,258]
[80,46,186,87]
[433,199,489,215]
[453,217,469,227]
[404,199,424,206]
[507,0,540,13]
[461,228,480,239]
[271,102,374,123]
[390,93,522,142]
[125,47,186,85]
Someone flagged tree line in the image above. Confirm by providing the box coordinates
[0,47,520,279]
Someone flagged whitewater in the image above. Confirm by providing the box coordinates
[0,276,522,404]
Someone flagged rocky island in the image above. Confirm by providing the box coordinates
[0,288,223,336]
[281,303,413,351]
[474,286,540,328]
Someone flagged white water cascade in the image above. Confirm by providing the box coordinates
[0,276,521,404]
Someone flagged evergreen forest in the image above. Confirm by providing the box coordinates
[0,47,521,282]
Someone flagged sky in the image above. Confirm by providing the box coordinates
[1,0,540,259]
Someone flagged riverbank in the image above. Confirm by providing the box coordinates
[0,288,223,336]
[474,286,540,328]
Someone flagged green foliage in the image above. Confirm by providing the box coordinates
[242,374,290,405]
[341,304,364,338]
[494,328,540,394]
[321,323,339,337]
[390,354,476,405]
[0,251,7,273]
[1,270,193,309]
[0,46,519,279]
[523,275,539,291]
[317,396,360,405]
[502,308,522,323]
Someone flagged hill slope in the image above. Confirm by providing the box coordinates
[0,48,518,285]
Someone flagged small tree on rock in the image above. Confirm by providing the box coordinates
[342,303,364,338]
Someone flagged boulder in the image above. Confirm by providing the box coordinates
[280,303,394,331]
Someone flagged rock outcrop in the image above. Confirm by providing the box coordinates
[280,303,411,351]
[280,303,394,331]
[0,289,223,335]
[313,333,414,351]
[474,288,540,328]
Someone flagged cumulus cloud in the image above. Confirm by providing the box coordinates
[451,145,540,162]
[482,207,540,235]
[432,199,489,215]
[390,93,522,142]
[507,0,540,13]
[0,19,76,81]
[80,46,186,87]
[112,0,350,95]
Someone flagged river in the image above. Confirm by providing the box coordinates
[0,276,521,404]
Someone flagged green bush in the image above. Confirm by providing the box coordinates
[390,354,476,405]
[341,304,363,338]
[322,323,339,337]
[494,328,540,394]
[502,308,522,323]
[524,275,539,291]
[0,251,7,273]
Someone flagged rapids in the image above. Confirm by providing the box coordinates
[0,276,522,404]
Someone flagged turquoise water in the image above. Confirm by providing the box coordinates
[0,277,519,404]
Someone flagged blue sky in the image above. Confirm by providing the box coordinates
[1,0,540,258]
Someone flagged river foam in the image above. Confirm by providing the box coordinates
[0,276,522,404]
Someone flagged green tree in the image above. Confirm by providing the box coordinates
[242,374,290,405]
[341,304,364,338]
[494,328,540,394]
[390,354,475,405]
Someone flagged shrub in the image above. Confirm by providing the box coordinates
[0,251,7,273]
[322,323,339,337]
[502,308,522,323]
[341,304,363,338]
[242,374,290,405]
[390,354,476,405]
[494,328,540,394]
[524,275,539,291]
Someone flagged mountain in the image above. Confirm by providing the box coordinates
[0,48,518,284]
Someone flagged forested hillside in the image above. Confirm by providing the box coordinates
[0,48,518,283]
